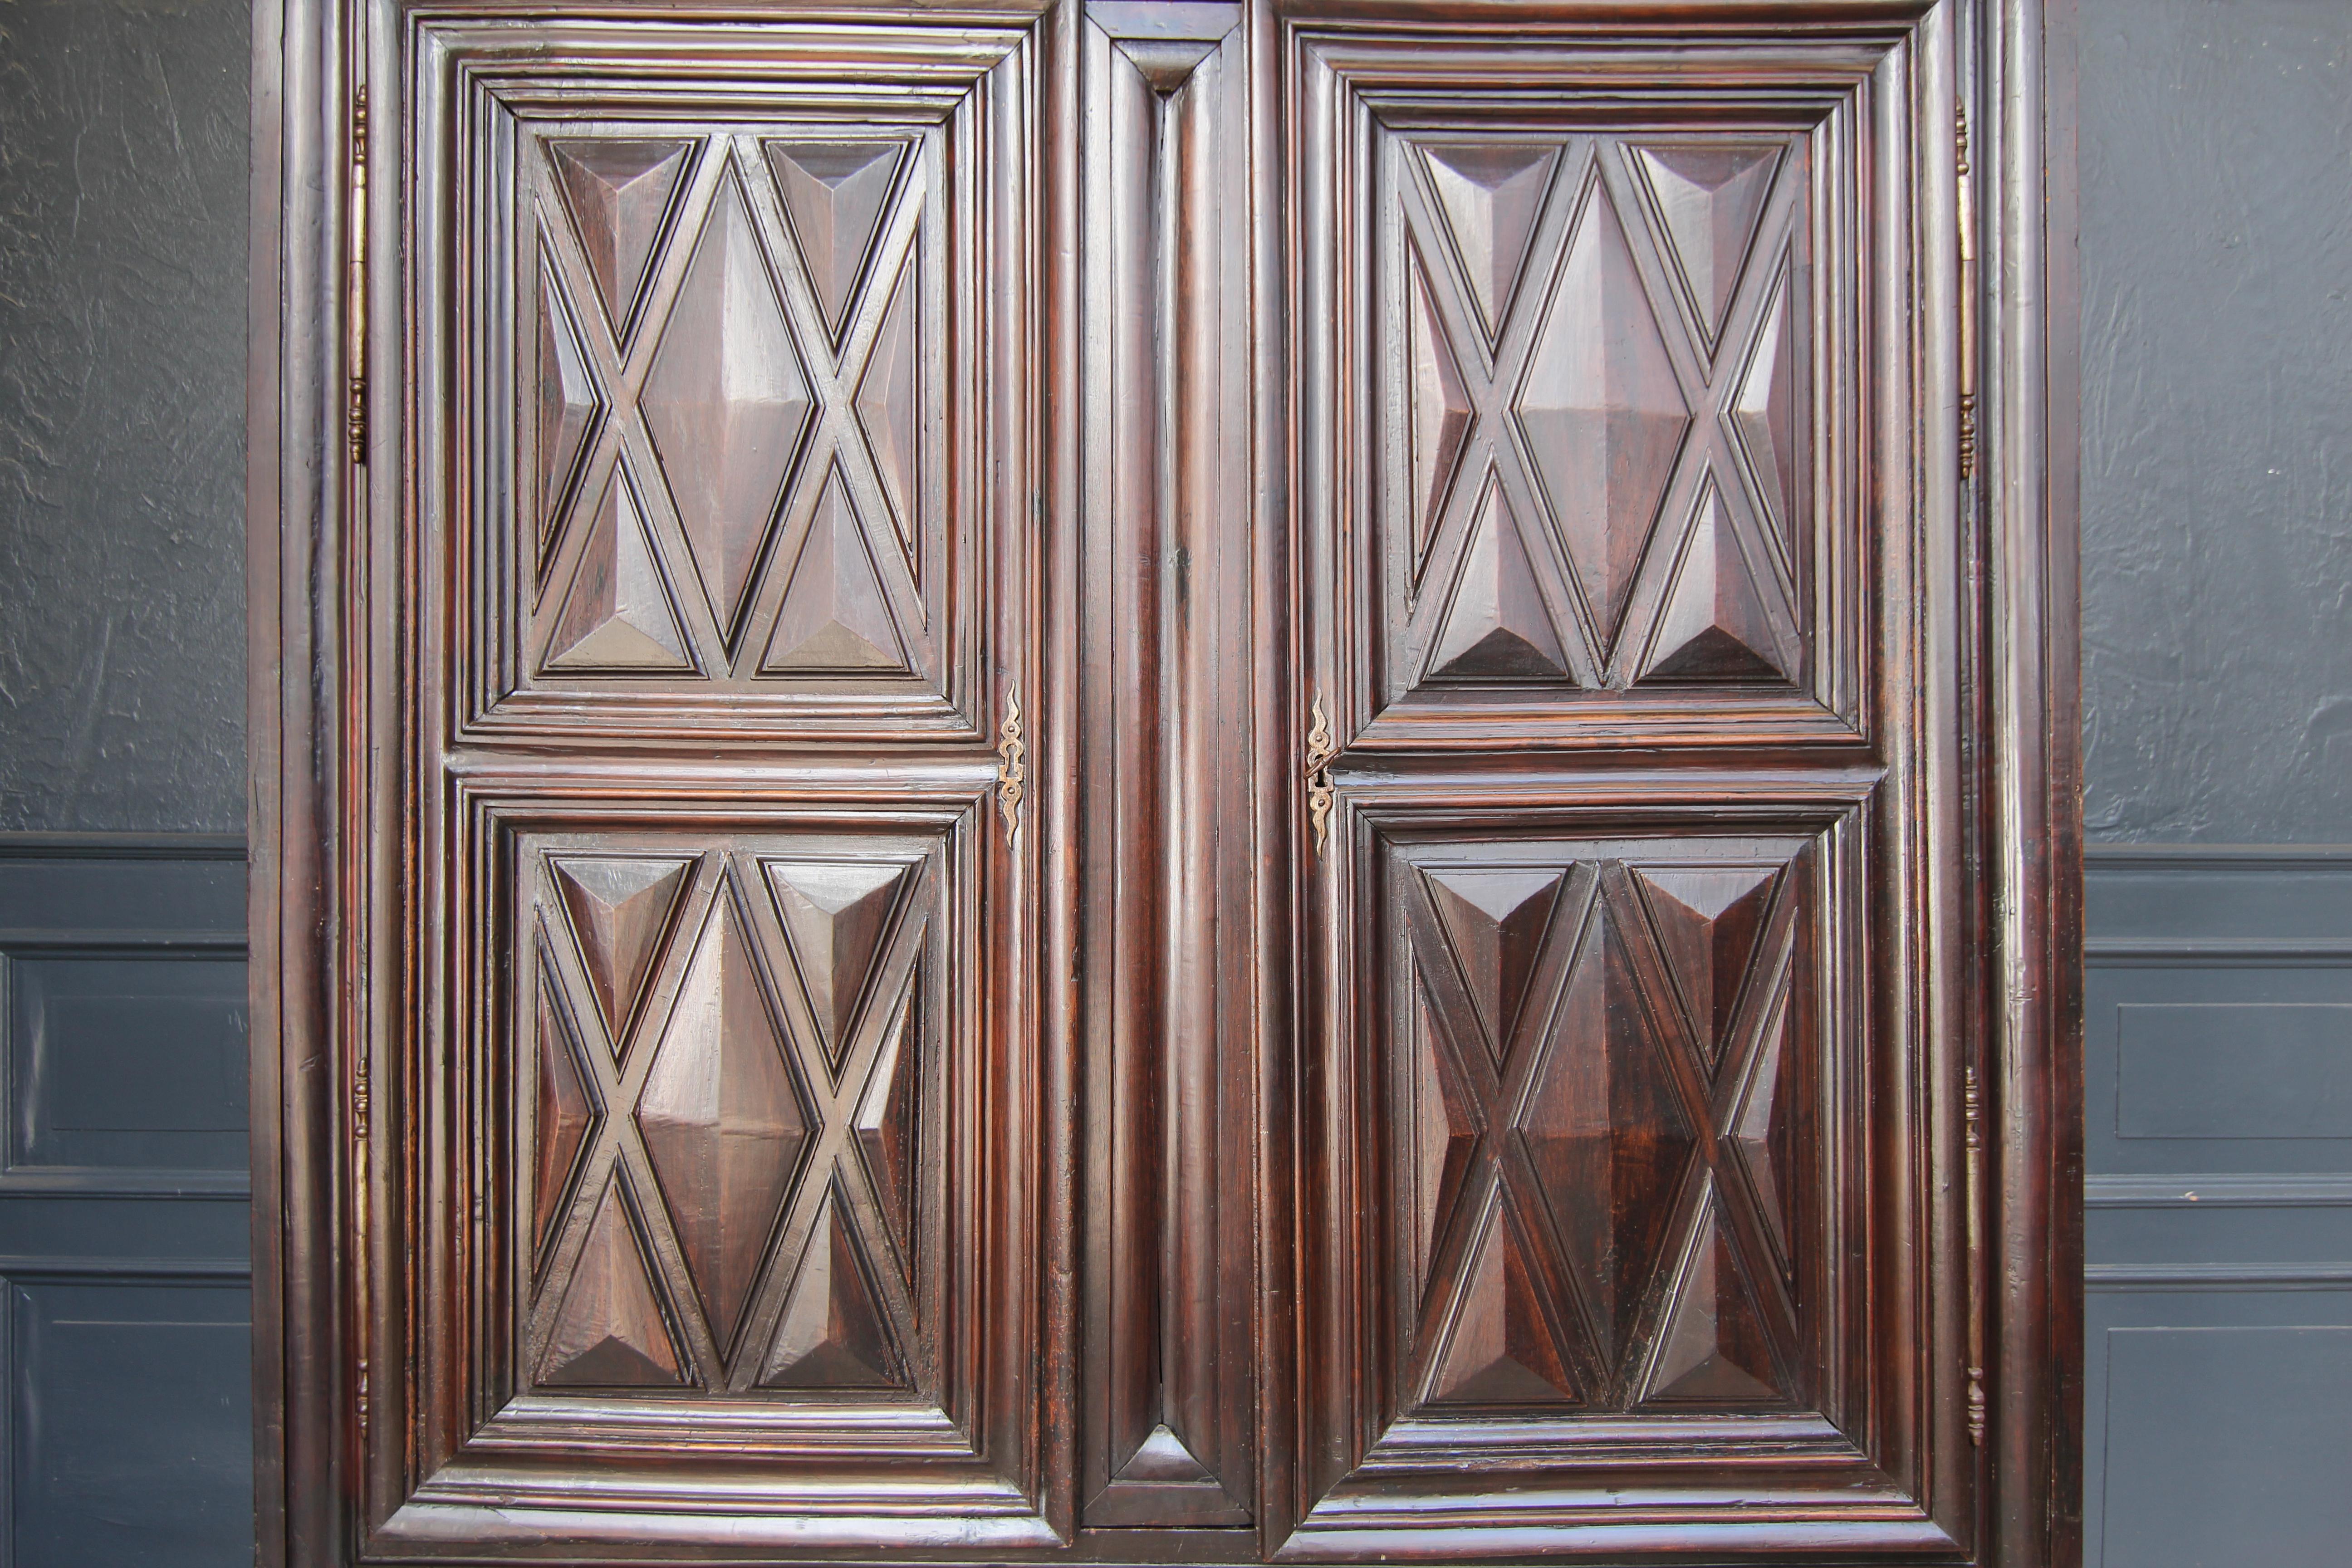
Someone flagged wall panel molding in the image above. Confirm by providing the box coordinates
[2084,842,2352,1567]
[0,835,254,1568]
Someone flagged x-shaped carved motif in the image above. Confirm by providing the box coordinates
[528,841,931,1393]
[1401,851,1804,1409]
[530,128,935,677]
[1392,134,1804,689]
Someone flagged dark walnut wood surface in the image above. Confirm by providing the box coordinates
[247,0,2079,1563]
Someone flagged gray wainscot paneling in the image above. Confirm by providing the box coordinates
[0,837,250,1568]
[2085,846,2352,1568]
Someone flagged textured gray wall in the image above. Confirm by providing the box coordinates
[0,0,249,834]
[2080,0,2352,843]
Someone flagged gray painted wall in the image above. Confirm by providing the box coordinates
[2080,0,2352,843]
[0,0,249,834]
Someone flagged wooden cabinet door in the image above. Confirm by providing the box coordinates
[1277,10,2022,1558]
[282,12,1069,1555]
[250,0,2078,1563]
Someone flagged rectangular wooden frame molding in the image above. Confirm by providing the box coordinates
[249,0,2080,1564]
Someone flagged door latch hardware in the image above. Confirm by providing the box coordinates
[1305,694,1338,855]
[997,681,1026,846]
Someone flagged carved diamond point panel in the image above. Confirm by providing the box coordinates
[1640,479,1789,684]
[857,249,924,575]
[641,167,814,646]
[533,964,598,1259]
[1421,863,1569,1067]
[1423,1187,1580,1409]
[547,137,694,342]
[534,253,602,562]
[539,1173,688,1389]
[544,466,696,675]
[766,139,908,342]
[1515,181,1691,658]
[523,829,941,1408]
[513,123,958,714]
[1640,1174,1787,1406]
[1629,142,1782,350]
[1732,266,1800,562]
[1406,980,1478,1305]
[1406,245,1475,578]
[855,974,922,1272]
[762,469,913,678]
[761,1186,909,1390]
[1424,480,1572,683]
[1390,834,1814,1423]
[637,885,809,1352]
[765,858,913,1072]
[1418,141,1561,339]
[549,853,695,1054]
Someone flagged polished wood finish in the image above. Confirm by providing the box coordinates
[250,0,2079,1562]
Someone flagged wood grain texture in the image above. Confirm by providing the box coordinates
[250,0,2078,1562]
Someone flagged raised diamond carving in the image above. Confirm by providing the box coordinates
[1425,480,1571,682]
[1422,864,1568,1067]
[765,141,905,343]
[764,858,911,1070]
[1516,184,1690,656]
[761,470,911,676]
[637,889,808,1352]
[855,976,921,1269]
[1732,982,1800,1269]
[1406,980,1478,1305]
[1419,142,1559,339]
[1519,885,1695,1367]
[1630,143,1781,349]
[761,1188,907,1389]
[544,466,694,675]
[548,854,694,1055]
[547,139,692,341]
[533,970,597,1258]
[1407,245,1474,574]
[1641,1174,1784,1405]
[642,170,813,642]
[1117,1423,1220,1483]
[856,251,922,572]
[1425,1187,1579,1407]
[1631,863,1778,1063]
[539,1175,687,1388]
[1641,480,1788,682]
[535,254,600,556]
[1732,266,1798,558]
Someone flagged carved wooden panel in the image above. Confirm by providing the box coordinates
[453,30,1029,743]
[1306,29,1886,753]
[262,0,2081,1561]
[1381,832,1819,1418]
[523,834,937,1398]
[1075,1,1264,1531]
[1287,10,1980,1562]
[360,12,1059,1555]
[388,785,1054,1549]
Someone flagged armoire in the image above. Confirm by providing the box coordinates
[246,0,2082,1562]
